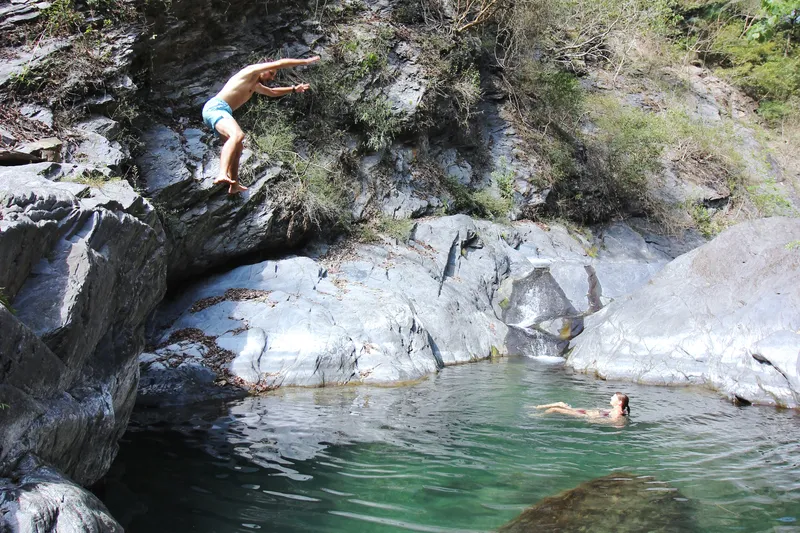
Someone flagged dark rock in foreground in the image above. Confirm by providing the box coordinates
[0,455,122,533]
[498,473,695,533]
[0,165,166,529]
[567,218,800,407]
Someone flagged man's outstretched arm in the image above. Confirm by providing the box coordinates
[254,83,310,97]
[248,56,320,75]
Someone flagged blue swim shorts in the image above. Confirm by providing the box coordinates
[202,97,233,134]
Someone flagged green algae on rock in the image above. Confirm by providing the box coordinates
[498,473,696,533]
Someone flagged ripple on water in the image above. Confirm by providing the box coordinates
[100,358,800,533]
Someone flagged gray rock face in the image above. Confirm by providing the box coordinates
[502,269,580,358]
[140,216,676,405]
[70,131,129,174]
[141,216,526,404]
[567,218,800,407]
[0,455,123,533]
[137,124,304,281]
[0,164,166,523]
[477,102,547,215]
[515,221,676,314]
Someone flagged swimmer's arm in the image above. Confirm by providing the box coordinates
[255,83,309,97]
[545,407,586,417]
[248,56,320,75]
[535,402,571,409]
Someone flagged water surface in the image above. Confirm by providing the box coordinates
[101,358,800,532]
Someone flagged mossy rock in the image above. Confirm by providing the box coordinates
[498,473,696,533]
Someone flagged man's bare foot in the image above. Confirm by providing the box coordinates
[214,175,236,186]
[228,181,248,195]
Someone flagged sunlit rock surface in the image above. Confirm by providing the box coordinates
[139,216,677,405]
[567,218,800,407]
[140,216,518,405]
[498,473,696,533]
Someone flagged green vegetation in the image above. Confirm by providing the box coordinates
[417,33,484,131]
[691,205,725,238]
[472,190,513,219]
[0,288,15,314]
[42,0,85,35]
[279,154,352,230]
[676,0,800,125]
[441,176,513,220]
[356,97,402,151]
[352,215,415,243]
[242,100,296,160]
[240,94,352,229]
[278,28,404,151]
[589,96,670,206]
[747,179,796,216]
[376,216,415,242]
[64,172,121,189]
[786,240,800,251]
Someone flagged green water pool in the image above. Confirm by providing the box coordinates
[100,357,800,532]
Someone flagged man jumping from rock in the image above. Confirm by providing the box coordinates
[202,56,320,194]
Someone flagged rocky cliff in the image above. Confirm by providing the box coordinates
[0,166,166,530]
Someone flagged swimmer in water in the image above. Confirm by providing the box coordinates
[535,392,630,422]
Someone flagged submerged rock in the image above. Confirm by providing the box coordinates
[567,218,800,407]
[498,473,695,533]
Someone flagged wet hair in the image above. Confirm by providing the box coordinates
[615,392,630,415]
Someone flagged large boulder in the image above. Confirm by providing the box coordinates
[499,220,685,357]
[498,473,696,532]
[140,216,680,406]
[567,218,800,407]
[515,221,678,314]
[140,216,528,405]
[0,165,167,522]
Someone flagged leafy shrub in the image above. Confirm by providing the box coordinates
[241,100,296,160]
[355,97,401,151]
[473,190,513,219]
[711,23,800,101]
[280,155,352,230]
[675,0,800,129]
[547,95,748,223]
[691,204,725,237]
[747,179,796,216]
[587,96,669,204]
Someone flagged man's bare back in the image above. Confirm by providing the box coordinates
[201,56,320,194]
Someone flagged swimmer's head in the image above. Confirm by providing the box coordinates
[611,392,630,415]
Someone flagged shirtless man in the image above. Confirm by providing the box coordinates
[202,56,321,194]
